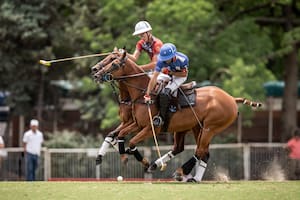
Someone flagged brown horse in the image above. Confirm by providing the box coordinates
[92,49,192,168]
[92,50,136,165]
[93,50,261,182]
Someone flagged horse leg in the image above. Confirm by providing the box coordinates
[148,131,187,172]
[184,124,226,182]
[174,125,206,182]
[127,126,154,171]
[117,120,137,151]
[117,122,140,164]
[188,127,215,182]
[96,124,122,165]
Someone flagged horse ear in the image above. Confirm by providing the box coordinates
[122,50,127,59]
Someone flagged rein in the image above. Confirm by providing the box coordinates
[108,71,150,104]
[98,53,152,104]
[113,72,148,80]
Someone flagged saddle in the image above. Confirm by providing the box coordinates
[153,81,197,131]
[154,81,197,110]
[177,81,197,108]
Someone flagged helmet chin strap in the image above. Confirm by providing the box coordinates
[146,32,153,43]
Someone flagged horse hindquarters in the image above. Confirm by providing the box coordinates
[174,87,239,181]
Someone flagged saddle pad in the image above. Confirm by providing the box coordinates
[177,89,196,107]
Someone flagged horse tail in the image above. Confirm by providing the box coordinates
[235,97,262,108]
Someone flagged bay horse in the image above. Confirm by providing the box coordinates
[92,49,261,182]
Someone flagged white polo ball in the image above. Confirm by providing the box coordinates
[117,176,123,181]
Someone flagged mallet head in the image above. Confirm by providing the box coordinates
[160,163,167,171]
[39,60,51,67]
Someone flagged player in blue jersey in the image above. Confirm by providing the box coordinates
[144,43,189,126]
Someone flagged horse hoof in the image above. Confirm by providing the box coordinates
[142,158,150,172]
[147,162,157,173]
[173,172,183,182]
[187,178,197,183]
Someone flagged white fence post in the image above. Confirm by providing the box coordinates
[143,147,152,179]
[243,144,250,180]
[43,148,51,181]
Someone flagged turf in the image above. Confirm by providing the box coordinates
[1,181,299,200]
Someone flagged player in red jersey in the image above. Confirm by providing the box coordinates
[127,20,163,71]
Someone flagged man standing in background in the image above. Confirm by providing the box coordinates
[23,119,44,181]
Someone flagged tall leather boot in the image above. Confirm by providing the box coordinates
[160,88,171,131]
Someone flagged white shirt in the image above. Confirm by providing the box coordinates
[23,129,44,156]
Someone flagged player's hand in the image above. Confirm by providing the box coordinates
[162,68,170,75]
[144,94,152,104]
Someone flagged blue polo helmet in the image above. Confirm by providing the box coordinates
[158,43,176,61]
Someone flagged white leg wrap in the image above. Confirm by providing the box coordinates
[193,160,207,182]
[155,151,174,167]
[110,137,119,151]
[182,174,193,182]
[98,136,118,155]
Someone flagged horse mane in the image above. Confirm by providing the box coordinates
[124,52,147,75]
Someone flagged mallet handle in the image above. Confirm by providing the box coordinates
[46,52,112,63]
[147,104,164,162]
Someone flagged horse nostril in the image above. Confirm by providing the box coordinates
[92,66,99,72]
[93,74,99,79]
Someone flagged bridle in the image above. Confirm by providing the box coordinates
[93,51,150,104]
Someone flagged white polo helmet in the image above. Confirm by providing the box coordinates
[132,21,152,36]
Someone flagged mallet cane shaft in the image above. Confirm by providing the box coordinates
[39,52,113,66]
[147,103,167,171]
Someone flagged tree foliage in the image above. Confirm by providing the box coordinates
[1,0,299,140]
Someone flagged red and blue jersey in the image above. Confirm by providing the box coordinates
[155,52,189,72]
[136,37,163,61]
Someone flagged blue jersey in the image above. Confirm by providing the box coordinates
[155,52,189,72]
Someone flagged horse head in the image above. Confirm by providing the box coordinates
[91,47,120,78]
[93,48,128,83]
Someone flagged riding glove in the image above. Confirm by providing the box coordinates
[144,94,151,103]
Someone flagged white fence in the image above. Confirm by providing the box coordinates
[0,143,292,181]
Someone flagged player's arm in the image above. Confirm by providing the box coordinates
[127,49,140,63]
[139,53,158,71]
[146,71,160,95]
[170,67,188,77]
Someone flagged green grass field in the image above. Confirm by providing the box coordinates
[1,181,299,200]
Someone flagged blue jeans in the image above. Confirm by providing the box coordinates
[25,152,38,181]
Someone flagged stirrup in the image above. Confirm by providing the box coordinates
[152,115,164,127]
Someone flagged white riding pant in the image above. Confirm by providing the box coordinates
[148,72,171,83]
[164,75,187,97]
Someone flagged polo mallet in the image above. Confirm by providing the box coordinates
[39,52,113,67]
[147,103,167,171]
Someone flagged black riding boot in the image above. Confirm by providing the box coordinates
[153,88,171,129]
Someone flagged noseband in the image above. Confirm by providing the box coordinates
[96,54,128,82]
